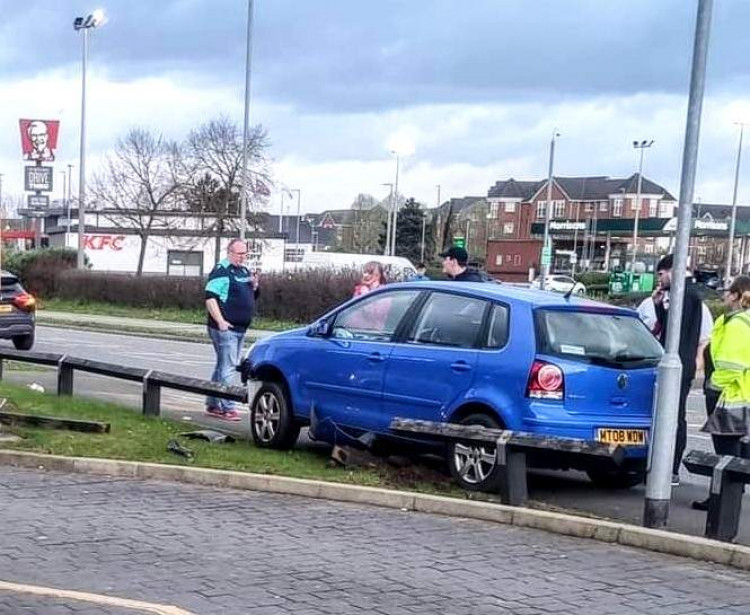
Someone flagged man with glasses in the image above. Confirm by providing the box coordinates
[204,238,260,421]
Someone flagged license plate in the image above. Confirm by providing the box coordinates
[596,428,647,446]
[0,305,12,313]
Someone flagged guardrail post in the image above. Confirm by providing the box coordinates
[706,456,744,542]
[495,432,528,506]
[0,357,4,381]
[57,356,74,396]
[142,371,160,417]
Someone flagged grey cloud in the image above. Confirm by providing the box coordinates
[3,0,750,114]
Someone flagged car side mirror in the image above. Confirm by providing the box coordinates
[308,319,332,337]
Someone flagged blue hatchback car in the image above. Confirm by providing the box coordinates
[241,281,663,490]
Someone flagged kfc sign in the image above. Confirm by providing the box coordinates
[19,119,60,162]
[84,235,125,250]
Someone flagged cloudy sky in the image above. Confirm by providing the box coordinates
[3,0,750,215]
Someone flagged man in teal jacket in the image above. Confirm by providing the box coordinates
[204,239,259,421]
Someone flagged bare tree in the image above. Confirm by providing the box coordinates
[91,128,186,275]
[185,117,272,264]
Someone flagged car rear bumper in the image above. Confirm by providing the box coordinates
[0,319,34,338]
[522,418,651,458]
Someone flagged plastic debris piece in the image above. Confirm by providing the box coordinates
[178,430,235,444]
[167,438,194,460]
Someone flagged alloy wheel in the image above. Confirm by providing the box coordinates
[453,442,497,485]
[254,391,281,442]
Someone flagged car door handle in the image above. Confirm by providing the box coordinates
[450,361,472,372]
[368,352,385,363]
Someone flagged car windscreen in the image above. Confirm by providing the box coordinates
[535,308,663,367]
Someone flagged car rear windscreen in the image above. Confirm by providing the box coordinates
[0,276,22,294]
[535,309,663,367]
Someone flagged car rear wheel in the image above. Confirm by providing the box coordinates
[447,413,503,492]
[12,334,34,351]
[250,381,300,450]
[586,467,645,489]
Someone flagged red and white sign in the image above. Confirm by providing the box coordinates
[84,235,126,251]
[19,119,60,162]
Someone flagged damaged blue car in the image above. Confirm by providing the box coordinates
[240,281,662,491]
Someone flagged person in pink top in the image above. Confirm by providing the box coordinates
[353,261,387,297]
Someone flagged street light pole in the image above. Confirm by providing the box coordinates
[644,0,714,529]
[239,0,255,241]
[724,122,746,284]
[540,130,559,290]
[60,170,67,221]
[631,140,654,274]
[67,164,74,233]
[73,10,105,269]
[390,154,400,257]
[291,189,301,246]
[382,183,393,256]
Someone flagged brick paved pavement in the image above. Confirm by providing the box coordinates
[1,467,750,615]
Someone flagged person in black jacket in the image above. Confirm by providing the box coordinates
[440,247,484,282]
[653,253,712,485]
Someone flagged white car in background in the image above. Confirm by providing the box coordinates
[531,274,586,295]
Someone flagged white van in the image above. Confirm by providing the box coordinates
[288,252,417,281]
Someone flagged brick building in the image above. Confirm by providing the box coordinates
[482,174,677,278]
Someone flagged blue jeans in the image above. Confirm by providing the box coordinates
[206,327,245,412]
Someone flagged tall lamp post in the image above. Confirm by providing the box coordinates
[67,164,74,233]
[290,189,301,247]
[73,9,106,269]
[540,130,560,290]
[724,122,746,284]
[644,0,713,529]
[239,0,255,241]
[382,183,393,255]
[630,140,654,274]
[389,153,400,257]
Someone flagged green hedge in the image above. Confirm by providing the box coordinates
[52,268,361,323]
[4,248,79,297]
[574,271,609,286]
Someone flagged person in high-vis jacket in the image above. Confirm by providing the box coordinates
[693,275,750,510]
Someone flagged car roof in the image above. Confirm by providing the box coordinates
[381,280,633,314]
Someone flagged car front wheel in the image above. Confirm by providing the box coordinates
[447,413,503,492]
[250,381,300,450]
[12,334,34,351]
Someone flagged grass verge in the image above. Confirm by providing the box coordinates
[0,382,456,495]
[38,298,297,332]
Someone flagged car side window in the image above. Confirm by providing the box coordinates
[333,290,419,342]
[485,304,510,349]
[408,292,486,349]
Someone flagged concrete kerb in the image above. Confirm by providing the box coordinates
[1,448,749,571]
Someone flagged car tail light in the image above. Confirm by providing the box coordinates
[526,360,564,400]
[12,292,36,311]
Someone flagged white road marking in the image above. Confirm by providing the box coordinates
[0,580,197,614]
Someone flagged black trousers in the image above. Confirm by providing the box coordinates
[673,377,693,475]
[703,386,750,458]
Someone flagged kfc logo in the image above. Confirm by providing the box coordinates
[19,119,60,162]
[84,235,125,250]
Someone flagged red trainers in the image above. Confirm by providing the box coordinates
[205,407,242,422]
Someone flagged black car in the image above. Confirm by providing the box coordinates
[0,272,36,350]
